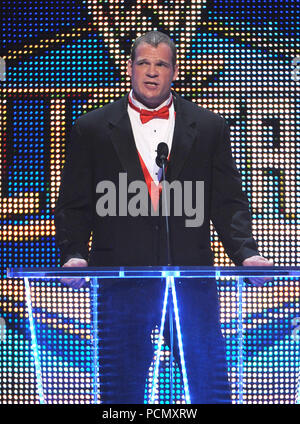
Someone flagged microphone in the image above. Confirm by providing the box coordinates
[156,142,169,168]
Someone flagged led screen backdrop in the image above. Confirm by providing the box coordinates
[0,0,299,404]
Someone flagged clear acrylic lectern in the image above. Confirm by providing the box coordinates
[7,266,300,404]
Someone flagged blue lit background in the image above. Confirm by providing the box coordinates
[0,0,299,403]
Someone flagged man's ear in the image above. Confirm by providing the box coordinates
[173,63,179,81]
[127,59,133,77]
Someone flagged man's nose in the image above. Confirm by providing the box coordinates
[146,64,158,77]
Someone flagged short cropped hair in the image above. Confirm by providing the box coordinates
[130,31,177,68]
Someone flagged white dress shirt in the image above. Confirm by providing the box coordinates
[127,90,175,185]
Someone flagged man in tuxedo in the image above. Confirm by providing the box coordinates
[55,31,272,403]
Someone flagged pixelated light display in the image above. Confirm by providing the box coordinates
[0,0,299,404]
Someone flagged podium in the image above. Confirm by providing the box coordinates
[7,266,300,404]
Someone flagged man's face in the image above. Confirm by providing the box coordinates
[127,42,178,109]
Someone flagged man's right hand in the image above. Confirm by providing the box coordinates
[62,258,88,289]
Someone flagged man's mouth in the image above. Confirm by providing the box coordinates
[145,81,158,87]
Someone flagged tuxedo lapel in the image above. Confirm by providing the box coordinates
[166,93,198,182]
[106,93,198,184]
[106,95,145,183]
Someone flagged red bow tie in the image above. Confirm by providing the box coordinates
[140,106,170,124]
[128,97,172,124]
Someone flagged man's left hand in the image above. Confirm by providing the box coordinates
[242,255,274,286]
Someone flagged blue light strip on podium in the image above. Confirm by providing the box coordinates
[91,278,100,404]
[149,276,170,404]
[170,276,191,404]
[24,277,45,404]
[237,277,245,404]
[7,266,300,279]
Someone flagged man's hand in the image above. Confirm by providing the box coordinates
[242,255,274,286]
[62,258,88,289]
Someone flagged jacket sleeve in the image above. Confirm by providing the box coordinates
[55,120,93,265]
[210,118,260,265]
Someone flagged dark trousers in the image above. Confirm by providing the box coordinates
[97,278,231,404]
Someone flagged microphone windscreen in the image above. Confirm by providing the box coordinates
[157,142,169,158]
[156,142,169,167]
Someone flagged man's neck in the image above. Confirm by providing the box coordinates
[130,90,172,110]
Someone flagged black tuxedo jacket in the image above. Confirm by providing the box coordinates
[55,92,259,267]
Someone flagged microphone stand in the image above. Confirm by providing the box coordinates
[157,145,174,404]
[161,161,172,267]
